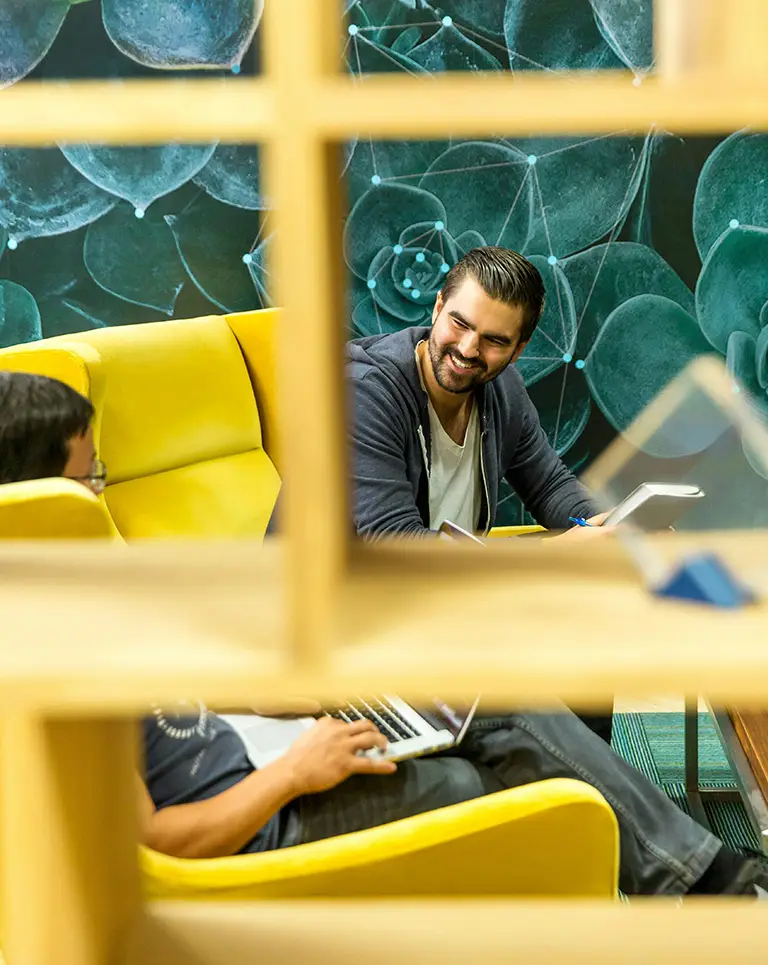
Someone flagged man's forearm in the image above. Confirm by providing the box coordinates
[142,758,300,859]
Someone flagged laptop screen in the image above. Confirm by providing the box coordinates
[419,696,480,741]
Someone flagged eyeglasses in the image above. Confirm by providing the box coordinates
[67,458,108,495]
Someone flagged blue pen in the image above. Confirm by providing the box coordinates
[568,516,593,527]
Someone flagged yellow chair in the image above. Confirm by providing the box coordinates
[0,478,113,540]
[0,310,281,541]
[142,779,618,899]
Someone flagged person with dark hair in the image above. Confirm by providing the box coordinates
[348,246,596,541]
[347,246,613,744]
[0,371,106,493]
[1,371,767,898]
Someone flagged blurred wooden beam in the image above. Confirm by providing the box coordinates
[3,70,768,149]
[656,0,768,82]
[0,534,767,710]
[0,715,140,965]
[655,0,719,79]
[0,78,275,145]
[122,900,768,965]
[262,0,348,670]
[311,72,768,136]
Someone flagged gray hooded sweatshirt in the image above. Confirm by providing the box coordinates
[348,326,596,539]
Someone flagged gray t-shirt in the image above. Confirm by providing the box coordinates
[426,397,482,533]
[142,704,298,853]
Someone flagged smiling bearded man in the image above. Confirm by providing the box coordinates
[347,245,602,542]
[346,245,613,744]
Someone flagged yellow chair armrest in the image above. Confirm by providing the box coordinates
[141,778,618,900]
[0,478,114,540]
[487,525,545,538]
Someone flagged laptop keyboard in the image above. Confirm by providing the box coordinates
[326,697,418,743]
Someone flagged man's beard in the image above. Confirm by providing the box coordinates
[428,337,491,394]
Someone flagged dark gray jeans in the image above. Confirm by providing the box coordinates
[298,708,721,896]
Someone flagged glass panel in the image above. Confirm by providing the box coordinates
[584,356,768,585]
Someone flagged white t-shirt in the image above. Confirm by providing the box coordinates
[426,397,482,533]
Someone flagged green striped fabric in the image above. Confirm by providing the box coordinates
[612,713,760,851]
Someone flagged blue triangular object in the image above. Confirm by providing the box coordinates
[653,553,756,608]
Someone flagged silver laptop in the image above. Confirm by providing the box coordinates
[223,519,487,770]
[221,694,480,769]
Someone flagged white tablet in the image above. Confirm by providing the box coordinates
[603,483,704,528]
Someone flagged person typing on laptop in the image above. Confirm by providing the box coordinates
[3,369,768,897]
[140,703,395,857]
[140,698,768,899]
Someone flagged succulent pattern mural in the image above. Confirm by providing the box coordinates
[2,0,767,522]
[0,0,270,343]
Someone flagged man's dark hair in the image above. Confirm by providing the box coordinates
[0,371,94,484]
[440,246,545,342]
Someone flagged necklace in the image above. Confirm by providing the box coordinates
[152,701,209,740]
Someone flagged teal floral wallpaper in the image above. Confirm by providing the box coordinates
[0,0,269,341]
[2,1,767,523]
[341,0,768,523]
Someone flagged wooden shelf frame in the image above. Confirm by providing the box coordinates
[4,68,768,146]
[0,534,767,714]
[121,900,768,965]
[2,1,768,963]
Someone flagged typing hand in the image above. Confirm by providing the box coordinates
[280,717,396,795]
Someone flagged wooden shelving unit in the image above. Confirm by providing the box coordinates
[0,0,767,962]
[0,533,766,716]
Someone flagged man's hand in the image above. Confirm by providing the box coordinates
[585,512,610,527]
[279,717,396,795]
[556,512,612,540]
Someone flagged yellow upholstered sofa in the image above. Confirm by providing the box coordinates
[0,310,282,541]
